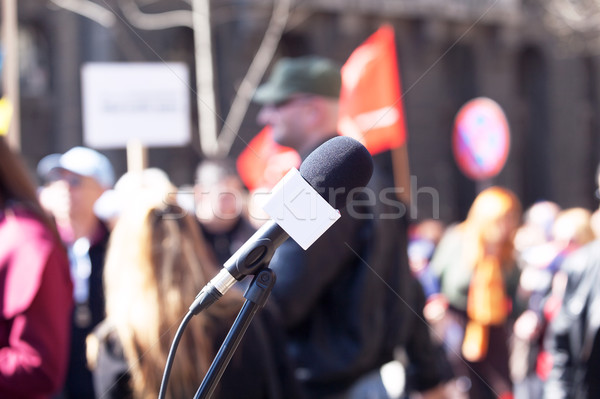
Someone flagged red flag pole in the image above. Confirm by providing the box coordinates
[339,24,411,206]
[391,142,411,207]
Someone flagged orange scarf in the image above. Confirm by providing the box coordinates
[462,256,509,361]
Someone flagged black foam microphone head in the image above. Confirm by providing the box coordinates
[299,136,374,209]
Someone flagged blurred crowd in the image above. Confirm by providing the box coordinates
[409,193,600,399]
[3,55,600,399]
[5,136,600,399]
[8,141,600,399]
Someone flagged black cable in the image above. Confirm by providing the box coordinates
[159,286,222,399]
[158,310,194,399]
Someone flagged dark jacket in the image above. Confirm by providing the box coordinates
[63,221,110,399]
[199,217,257,266]
[269,147,443,397]
[89,303,304,399]
[545,240,600,399]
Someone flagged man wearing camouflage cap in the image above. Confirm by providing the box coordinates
[253,56,447,399]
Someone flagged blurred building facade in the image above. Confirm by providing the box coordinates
[7,0,600,222]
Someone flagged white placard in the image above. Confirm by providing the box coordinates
[263,168,341,250]
[81,62,191,149]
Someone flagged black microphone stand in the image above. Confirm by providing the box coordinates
[193,268,276,399]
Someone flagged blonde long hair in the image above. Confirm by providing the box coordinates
[460,186,522,270]
[103,194,242,399]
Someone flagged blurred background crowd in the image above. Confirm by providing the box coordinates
[3,1,600,399]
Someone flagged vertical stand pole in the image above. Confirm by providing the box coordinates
[194,269,276,399]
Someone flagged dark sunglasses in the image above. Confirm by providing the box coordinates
[271,95,314,109]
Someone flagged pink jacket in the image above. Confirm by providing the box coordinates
[0,209,73,398]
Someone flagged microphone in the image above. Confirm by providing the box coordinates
[189,136,373,314]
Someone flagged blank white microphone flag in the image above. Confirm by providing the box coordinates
[263,168,340,250]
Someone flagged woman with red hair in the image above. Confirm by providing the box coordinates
[430,186,523,399]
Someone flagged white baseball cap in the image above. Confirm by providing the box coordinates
[38,146,115,188]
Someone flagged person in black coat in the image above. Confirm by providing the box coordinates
[253,55,448,398]
[194,157,256,266]
[544,239,600,399]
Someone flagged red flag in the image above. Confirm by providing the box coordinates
[338,24,407,155]
[237,25,407,190]
[236,126,301,191]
